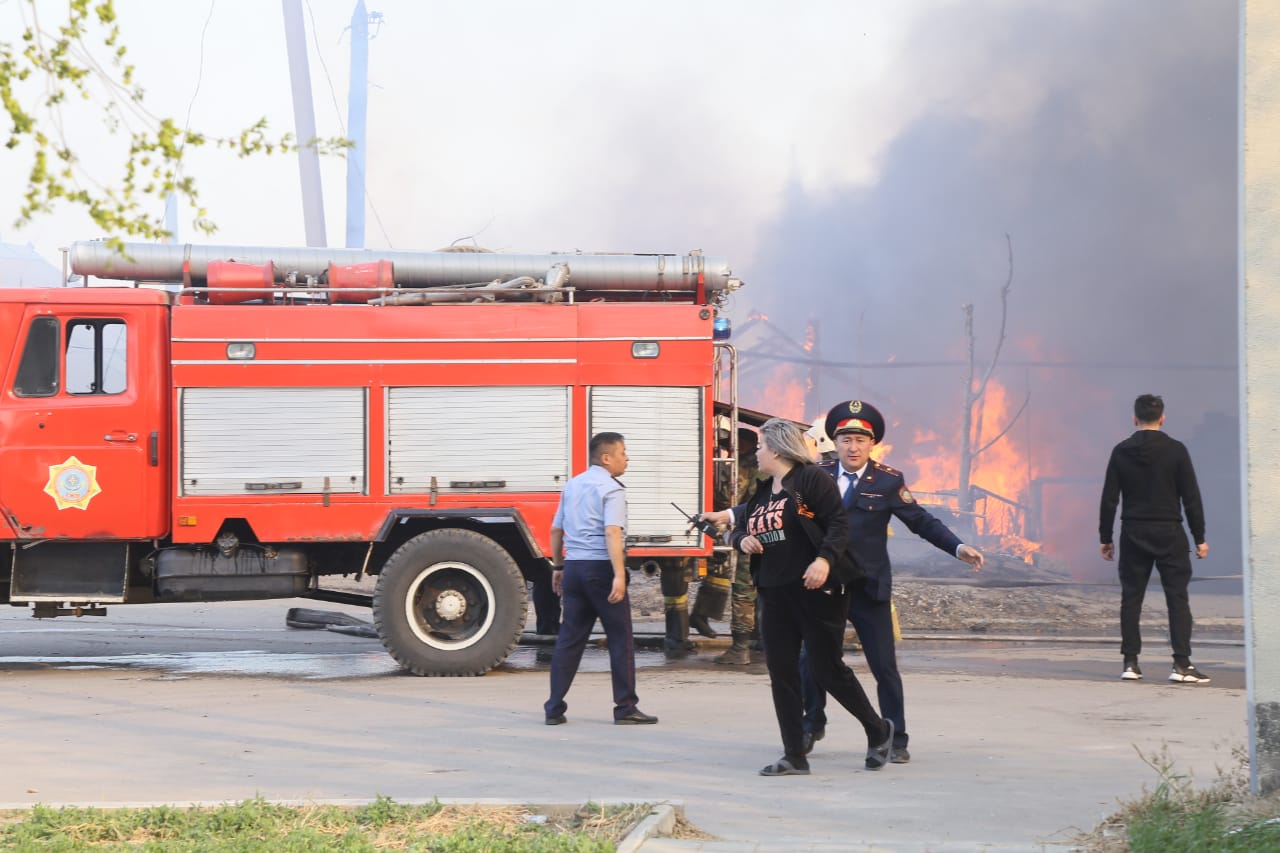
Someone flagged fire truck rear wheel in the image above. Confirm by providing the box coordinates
[373,529,526,676]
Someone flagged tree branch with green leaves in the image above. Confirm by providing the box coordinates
[1,0,348,252]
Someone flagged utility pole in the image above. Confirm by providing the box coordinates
[1241,0,1280,795]
[345,0,370,249]
[282,0,328,248]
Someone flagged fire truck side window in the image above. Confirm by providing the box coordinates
[13,316,60,397]
[66,319,128,396]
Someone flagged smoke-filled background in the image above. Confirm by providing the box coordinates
[0,1,1239,585]
[738,1,1239,586]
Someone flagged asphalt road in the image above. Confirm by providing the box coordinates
[0,598,1249,850]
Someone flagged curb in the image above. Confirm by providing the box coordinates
[616,802,682,853]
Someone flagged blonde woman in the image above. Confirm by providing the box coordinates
[726,418,892,776]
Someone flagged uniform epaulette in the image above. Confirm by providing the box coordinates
[871,460,901,477]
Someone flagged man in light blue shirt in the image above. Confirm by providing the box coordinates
[544,432,658,726]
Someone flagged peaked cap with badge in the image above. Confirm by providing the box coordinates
[824,400,886,444]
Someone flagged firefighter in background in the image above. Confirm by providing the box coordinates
[658,425,758,658]
[712,426,762,665]
[805,421,838,464]
[658,556,699,658]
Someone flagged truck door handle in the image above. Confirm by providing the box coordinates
[103,432,138,443]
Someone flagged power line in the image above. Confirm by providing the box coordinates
[742,350,1235,372]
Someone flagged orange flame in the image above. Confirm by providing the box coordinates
[879,379,1041,562]
[750,363,807,423]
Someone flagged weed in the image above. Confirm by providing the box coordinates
[0,798,628,852]
[1080,744,1280,852]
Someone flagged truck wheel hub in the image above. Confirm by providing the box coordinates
[434,590,467,621]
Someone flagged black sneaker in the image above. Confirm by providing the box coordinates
[1169,664,1211,684]
[1121,661,1143,681]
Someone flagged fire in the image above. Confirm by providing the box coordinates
[879,378,1042,562]
[746,363,808,423]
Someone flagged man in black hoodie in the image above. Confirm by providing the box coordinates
[1099,394,1209,684]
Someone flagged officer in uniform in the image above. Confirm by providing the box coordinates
[800,400,984,763]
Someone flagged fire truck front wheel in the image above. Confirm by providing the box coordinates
[373,529,526,676]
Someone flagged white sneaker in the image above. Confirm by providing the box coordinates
[1169,664,1211,684]
[1121,662,1142,681]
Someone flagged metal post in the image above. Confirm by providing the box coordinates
[345,0,369,249]
[1242,0,1280,795]
[282,0,328,248]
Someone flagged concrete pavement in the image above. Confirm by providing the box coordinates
[0,599,1247,851]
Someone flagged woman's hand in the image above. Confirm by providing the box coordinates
[803,557,830,590]
[739,535,764,555]
[699,510,731,527]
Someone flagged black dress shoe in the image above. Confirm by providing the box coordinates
[890,746,910,764]
[615,710,659,725]
[800,727,825,756]
[545,714,566,726]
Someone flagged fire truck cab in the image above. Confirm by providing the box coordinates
[0,242,741,675]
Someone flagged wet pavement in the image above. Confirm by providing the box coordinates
[0,597,1248,851]
[0,596,1242,687]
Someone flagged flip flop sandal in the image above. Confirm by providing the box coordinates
[759,757,810,776]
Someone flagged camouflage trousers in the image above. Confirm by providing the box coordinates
[727,553,757,636]
[659,554,754,635]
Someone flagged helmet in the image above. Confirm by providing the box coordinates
[805,421,835,455]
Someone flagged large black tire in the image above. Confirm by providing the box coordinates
[373,529,527,676]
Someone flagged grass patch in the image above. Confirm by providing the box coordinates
[0,796,648,851]
[1080,745,1280,852]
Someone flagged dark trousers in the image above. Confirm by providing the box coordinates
[1118,521,1193,661]
[530,574,561,635]
[801,584,907,747]
[758,582,883,760]
[544,560,638,720]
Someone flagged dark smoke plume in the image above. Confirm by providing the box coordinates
[738,0,1239,584]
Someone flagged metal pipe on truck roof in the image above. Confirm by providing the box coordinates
[69,242,739,293]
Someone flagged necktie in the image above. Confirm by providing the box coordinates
[842,470,858,508]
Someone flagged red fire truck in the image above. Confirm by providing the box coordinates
[0,241,742,675]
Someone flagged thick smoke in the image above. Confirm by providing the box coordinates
[737,0,1239,584]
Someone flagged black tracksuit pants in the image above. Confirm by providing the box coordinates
[758,581,884,760]
[1117,521,1193,661]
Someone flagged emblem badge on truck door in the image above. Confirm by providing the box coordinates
[43,456,103,510]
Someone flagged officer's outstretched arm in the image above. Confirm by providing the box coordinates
[957,544,984,571]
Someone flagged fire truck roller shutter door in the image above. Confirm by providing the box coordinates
[181,387,366,495]
[588,386,703,547]
[372,527,526,676]
[386,386,569,494]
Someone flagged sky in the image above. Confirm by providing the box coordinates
[0,0,1241,580]
[1,0,924,262]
